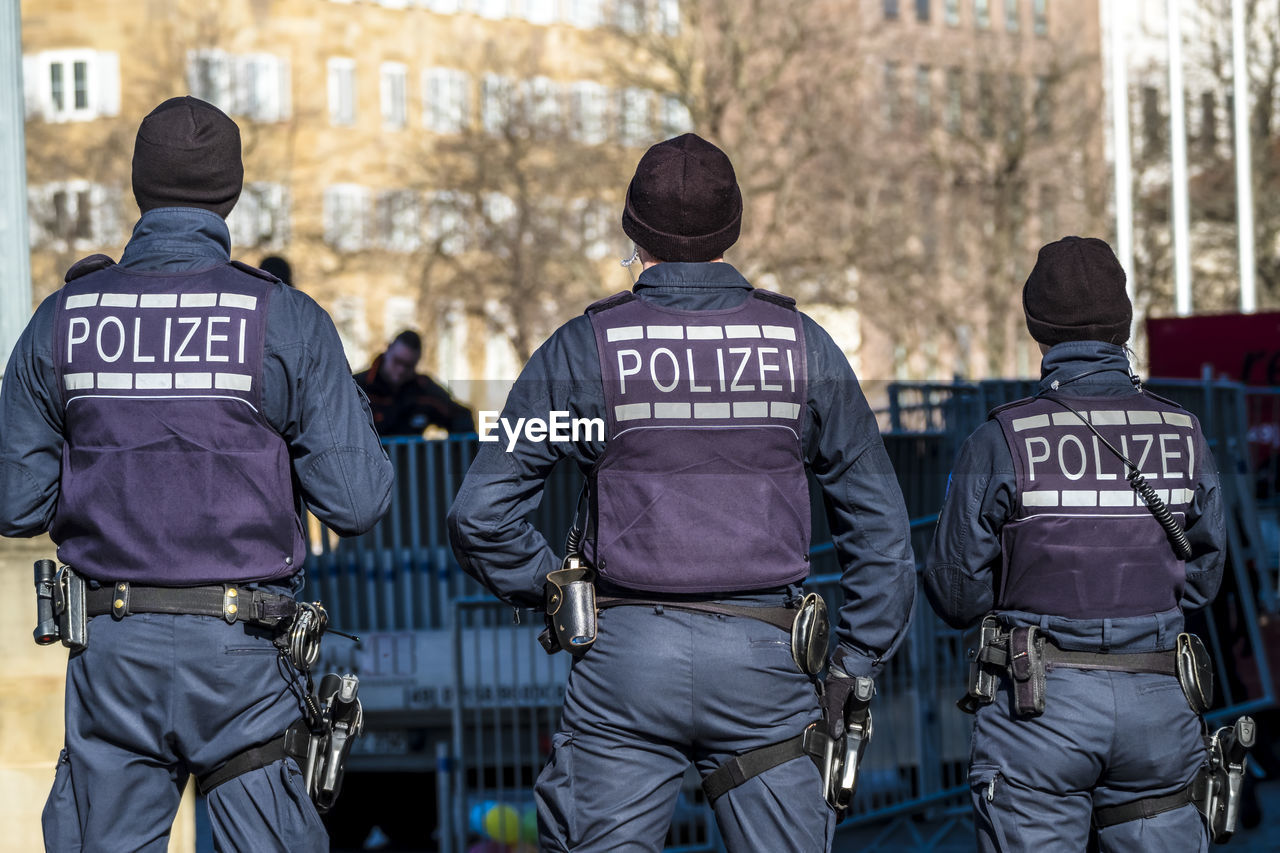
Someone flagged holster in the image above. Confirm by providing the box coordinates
[1176,632,1213,713]
[790,593,829,676]
[1008,626,1046,717]
[540,557,597,656]
[53,566,87,651]
[959,615,1003,714]
[1193,716,1256,843]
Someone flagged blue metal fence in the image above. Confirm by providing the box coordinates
[304,376,1277,851]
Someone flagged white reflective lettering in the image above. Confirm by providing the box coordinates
[174,318,201,362]
[617,349,641,395]
[1058,434,1087,480]
[729,347,754,392]
[1025,436,1051,480]
[757,347,782,392]
[650,348,679,392]
[131,317,155,363]
[96,316,126,363]
[1091,436,1117,480]
[206,316,230,362]
[66,317,90,362]
[686,349,709,392]
[1159,433,1183,479]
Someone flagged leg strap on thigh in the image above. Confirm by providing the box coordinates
[1092,779,1195,829]
[702,723,822,803]
[196,720,309,795]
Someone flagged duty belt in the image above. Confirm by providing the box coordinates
[976,639,1178,677]
[85,582,297,627]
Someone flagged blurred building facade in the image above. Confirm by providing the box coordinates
[20,0,1107,390]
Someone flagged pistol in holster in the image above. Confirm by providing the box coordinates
[538,555,598,656]
[1193,716,1257,843]
[959,615,1003,714]
[294,673,363,813]
[807,675,874,820]
[56,566,89,651]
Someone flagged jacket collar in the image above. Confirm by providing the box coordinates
[118,207,232,272]
[634,261,752,293]
[1038,341,1136,395]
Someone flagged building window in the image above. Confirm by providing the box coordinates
[975,0,990,29]
[619,87,652,147]
[423,67,471,134]
[945,67,963,134]
[29,181,119,250]
[376,189,422,252]
[661,95,693,136]
[916,0,930,21]
[1034,74,1051,135]
[24,50,120,122]
[323,184,371,251]
[481,73,514,135]
[227,182,290,250]
[565,0,603,28]
[380,63,408,130]
[518,75,562,132]
[944,0,960,26]
[1006,0,1020,31]
[1033,0,1047,36]
[616,0,645,33]
[327,58,357,126]
[883,61,900,127]
[570,81,610,144]
[655,0,680,35]
[915,64,932,130]
[189,51,291,122]
[523,0,557,24]
[884,0,900,19]
[475,0,507,19]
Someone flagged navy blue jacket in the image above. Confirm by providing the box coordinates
[924,341,1226,652]
[0,207,393,550]
[447,261,916,679]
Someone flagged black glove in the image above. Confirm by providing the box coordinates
[822,667,874,740]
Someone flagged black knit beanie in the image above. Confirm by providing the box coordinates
[1023,236,1132,346]
[132,96,243,218]
[621,133,742,262]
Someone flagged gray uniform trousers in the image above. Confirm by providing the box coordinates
[536,598,836,852]
[970,667,1207,852]
[42,611,328,853]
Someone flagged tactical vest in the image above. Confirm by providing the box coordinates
[50,256,303,586]
[992,392,1201,619]
[585,290,811,593]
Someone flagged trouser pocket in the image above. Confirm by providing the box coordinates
[42,749,83,853]
[535,732,578,852]
[971,764,1016,853]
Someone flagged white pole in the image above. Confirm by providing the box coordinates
[1233,0,1257,313]
[0,0,32,376]
[1167,0,1193,316]
[1109,0,1135,298]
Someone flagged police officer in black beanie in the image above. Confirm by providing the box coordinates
[925,236,1227,851]
[450,133,915,851]
[0,96,393,850]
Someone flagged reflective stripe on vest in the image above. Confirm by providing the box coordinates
[992,393,1197,618]
[586,290,811,593]
[51,263,302,585]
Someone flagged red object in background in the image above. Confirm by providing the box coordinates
[1147,312,1280,476]
[1146,312,1280,385]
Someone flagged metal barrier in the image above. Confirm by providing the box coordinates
[305,375,1277,851]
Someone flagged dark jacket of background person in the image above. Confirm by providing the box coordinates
[354,353,475,437]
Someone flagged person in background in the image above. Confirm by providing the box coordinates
[258,255,293,287]
[355,330,475,436]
